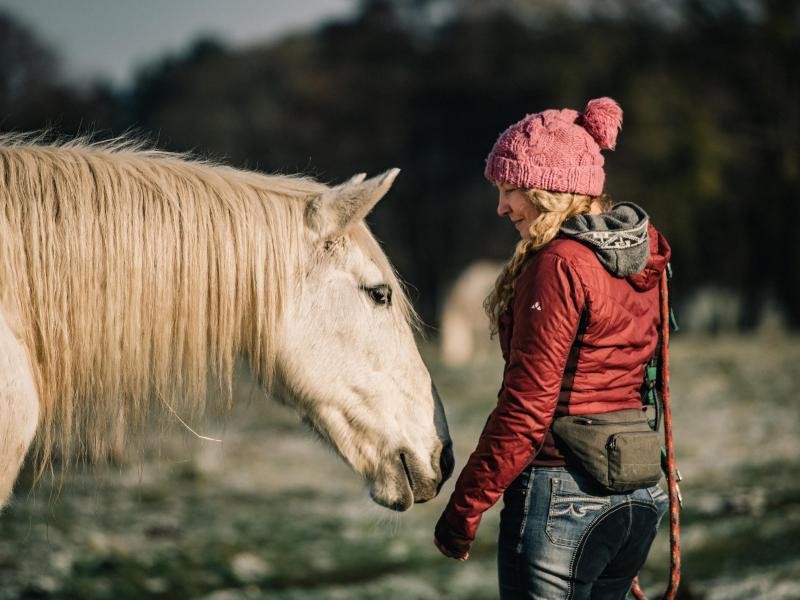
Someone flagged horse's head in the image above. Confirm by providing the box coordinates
[275,169,453,511]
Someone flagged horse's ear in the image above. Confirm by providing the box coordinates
[345,172,367,185]
[307,168,400,238]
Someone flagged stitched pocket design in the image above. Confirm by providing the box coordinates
[545,478,611,548]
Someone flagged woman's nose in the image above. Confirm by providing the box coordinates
[497,193,509,217]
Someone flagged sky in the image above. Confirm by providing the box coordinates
[0,0,358,88]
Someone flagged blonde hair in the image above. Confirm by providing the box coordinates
[484,188,612,333]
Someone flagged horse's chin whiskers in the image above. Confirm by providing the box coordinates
[372,506,402,535]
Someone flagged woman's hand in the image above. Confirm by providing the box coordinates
[434,510,473,560]
[434,535,469,561]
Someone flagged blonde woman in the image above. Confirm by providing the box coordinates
[434,98,671,599]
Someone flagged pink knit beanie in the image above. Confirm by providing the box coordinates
[484,97,623,196]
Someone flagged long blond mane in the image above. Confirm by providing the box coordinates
[0,134,341,469]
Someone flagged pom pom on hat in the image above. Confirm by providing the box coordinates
[579,97,623,150]
[484,97,625,195]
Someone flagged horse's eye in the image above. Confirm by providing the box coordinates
[363,284,392,306]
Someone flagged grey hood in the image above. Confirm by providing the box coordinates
[559,202,650,277]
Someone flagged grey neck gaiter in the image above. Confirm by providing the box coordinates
[559,202,650,277]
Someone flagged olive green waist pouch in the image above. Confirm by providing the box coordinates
[551,409,662,493]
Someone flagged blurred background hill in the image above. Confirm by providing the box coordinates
[1,0,798,333]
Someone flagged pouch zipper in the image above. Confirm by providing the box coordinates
[606,430,658,451]
[572,417,644,426]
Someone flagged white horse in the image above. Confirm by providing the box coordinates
[680,285,741,334]
[0,134,453,512]
[439,260,503,367]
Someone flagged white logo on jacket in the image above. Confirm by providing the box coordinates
[531,301,542,311]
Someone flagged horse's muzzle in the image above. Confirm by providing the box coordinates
[398,438,454,506]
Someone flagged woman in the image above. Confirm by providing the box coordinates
[434,97,671,599]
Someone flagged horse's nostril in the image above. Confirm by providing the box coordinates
[439,440,455,483]
[399,451,414,491]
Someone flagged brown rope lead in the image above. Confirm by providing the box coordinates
[630,269,681,600]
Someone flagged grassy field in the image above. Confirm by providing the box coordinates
[1,334,799,599]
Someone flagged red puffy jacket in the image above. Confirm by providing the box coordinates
[435,216,671,557]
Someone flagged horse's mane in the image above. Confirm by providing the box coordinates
[0,133,341,469]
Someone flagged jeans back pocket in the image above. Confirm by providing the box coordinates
[545,477,611,548]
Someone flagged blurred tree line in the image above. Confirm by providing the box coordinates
[1,0,798,331]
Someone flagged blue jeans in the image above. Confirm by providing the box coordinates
[497,466,668,600]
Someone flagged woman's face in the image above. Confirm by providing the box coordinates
[495,182,541,239]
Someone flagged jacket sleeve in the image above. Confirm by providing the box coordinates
[435,253,585,556]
